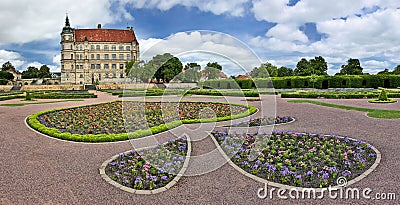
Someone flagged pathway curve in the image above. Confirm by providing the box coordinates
[0,93,399,204]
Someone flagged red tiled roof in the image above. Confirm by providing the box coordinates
[74,29,137,43]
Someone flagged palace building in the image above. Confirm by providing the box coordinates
[60,15,139,85]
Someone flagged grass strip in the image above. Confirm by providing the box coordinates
[288,99,400,119]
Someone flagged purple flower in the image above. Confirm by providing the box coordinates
[150,175,157,182]
[281,168,289,176]
[295,175,302,180]
[342,170,351,177]
[108,162,118,167]
[322,173,329,180]
[161,176,168,180]
[329,167,338,173]
[119,153,125,158]
[130,150,136,155]
[306,171,313,176]
[134,176,142,184]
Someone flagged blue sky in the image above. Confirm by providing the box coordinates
[0,0,399,76]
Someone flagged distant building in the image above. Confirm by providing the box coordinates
[60,15,139,85]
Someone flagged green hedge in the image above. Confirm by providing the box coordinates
[31,93,97,99]
[186,89,259,97]
[0,79,8,85]
[203,75,400,89]
[27,100,257,142]
[281,91,400,99]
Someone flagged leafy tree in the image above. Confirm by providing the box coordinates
[202,66,221,80]
[309,56,328,76]
[206,62,222,71]
[1,61,15,72]
[339,58,363,75]
[377,68,390,75]
[294,58,309,76]
[22,66,39,79]
[392,65,400,75]
[294,56,328,76]
[183,63,201,82]
[38,65,51,78]
[0,71,14,81]
[250,62,276,78]
[277,66,293,77]
[125,60,144,82]
[160,57,183,83]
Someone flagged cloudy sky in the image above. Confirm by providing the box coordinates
[0,0,399,75]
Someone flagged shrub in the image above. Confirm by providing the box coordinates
[378,89,388,101]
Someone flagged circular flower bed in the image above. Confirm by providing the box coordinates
[104,137,188,190]
[28,101,255,142]
[212,130,378,188]
[230,116,294,127]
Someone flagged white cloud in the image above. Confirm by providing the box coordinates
[0,0,117,45]
[138,31,262,75]
[249,1,400,74]
[123,0,250,16]
[0,50,24,68]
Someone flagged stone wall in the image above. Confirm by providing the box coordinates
[21,85,84,90]
[0,85,12,91]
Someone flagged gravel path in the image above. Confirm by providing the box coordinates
[0,93,399,204]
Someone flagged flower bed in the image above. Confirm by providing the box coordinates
[104,137,188,190]
[230,116,294,127]
[28,101,256,142]
[212,130,378,188]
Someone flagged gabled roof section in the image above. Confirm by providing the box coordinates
[74,29,138,43]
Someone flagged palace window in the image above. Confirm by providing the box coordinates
[111,45,116,50]
[90,45,95,50]
[104,45,109,50]
[91,64,95,69]
[96,64,100,69]
[96,54,100,60]
[119,64,124,69]
[91,54,94,59]
[112,54,116,59]
[119,45,124,50]
[126,46,131,50]
[127,54,131,60]
[112,64,116,69]
[96,45,100,50]
[104,54,109,59]
[80,74,83,78]
[119,54,124,60]
[104,64,109,69]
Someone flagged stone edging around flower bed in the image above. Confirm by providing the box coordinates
[210,133,381,192]
[219,118,296,128]
[99,136,192,194]
[25,100,257,143]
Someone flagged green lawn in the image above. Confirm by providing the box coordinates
[288,99,400,119]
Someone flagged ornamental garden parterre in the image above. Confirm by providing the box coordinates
[27,98,379,192]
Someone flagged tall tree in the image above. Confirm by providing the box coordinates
[294,56,328,76]
[38,65,51,78]
[202,66,221,80]
[294,58,309,76]
[22,66,39,79]
[250,62,276,78]
[309,56,328,76]
[377,68,390,75]
[160,57,183,83]
[183,63,201,82]
[277,66,294,77]
[206,62,222,71]
[0,71,14,80]
[339,58,363,75]
[392,65,400,75]
[1,61,15,72]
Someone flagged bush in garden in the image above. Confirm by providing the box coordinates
[378,89,388,101]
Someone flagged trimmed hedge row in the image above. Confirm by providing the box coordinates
[27,100,257,142]
[186,89,259,97]
[31,93,97,99]
[204,75,400,89]
[281,91,400,99]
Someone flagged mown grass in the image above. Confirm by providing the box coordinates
[288,99,400,119]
